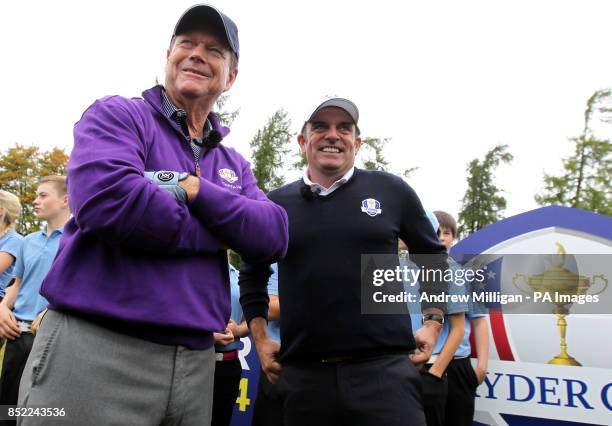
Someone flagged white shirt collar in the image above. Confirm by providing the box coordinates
[302,167,355,197]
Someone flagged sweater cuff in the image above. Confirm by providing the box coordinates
[242,303,269,326]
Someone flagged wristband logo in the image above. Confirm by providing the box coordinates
[219,168,238,183]
[361,198,382,217]
[157,171,175,182]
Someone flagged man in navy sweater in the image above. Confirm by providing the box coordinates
[240,97,448,425]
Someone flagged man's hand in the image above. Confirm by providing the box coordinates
[144,171,189,203]
[256,337,282,384]
[0,304,20,340]
[250,317,282,384]
[178,175,201,203]
[31,309,48,335]
[213,327,235,346]
[410,321,442,368]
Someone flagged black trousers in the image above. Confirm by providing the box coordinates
[0,333,35,405]
[444,358,479,426]
[211,357,242,426]
[252,369,283,426]
[420,364,448,426]
[278,354,425,426]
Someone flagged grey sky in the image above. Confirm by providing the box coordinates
[1,0,611,220]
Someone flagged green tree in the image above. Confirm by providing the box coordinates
[535,89,612,215]
[214,94,240,127]
[251,109,293,193]
[0,144,69,234]
[458,144,514,237]
[359,137,418,178]
[360,137,390,171]
[292,150,308,171]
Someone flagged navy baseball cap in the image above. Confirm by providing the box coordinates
[304,97,361,134]
[173,4,240,58]
[307,97,359,126]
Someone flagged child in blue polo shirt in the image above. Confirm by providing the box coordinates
[211,261,251,426]
[0,190,24,377]
[251,263,282,426]
[0,190,23,304]
[0,176,71,406]
[402,210,468,426]
[434,210,489,426]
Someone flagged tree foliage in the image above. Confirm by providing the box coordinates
[458,144,513,237]
[215,94,240,127]
[360,137,390,171]
[0,144,69,235]
[250,109,293,193]
[292,153,308,171]
[359,137,418,178]
[535,89,612,215]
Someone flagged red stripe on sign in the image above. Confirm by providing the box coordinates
[489,308,514,361]
[469,329,477,358]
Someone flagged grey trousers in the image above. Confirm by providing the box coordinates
[18,310,215,426]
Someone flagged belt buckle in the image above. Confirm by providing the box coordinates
[17,321,32,333]
[215,352,224,362]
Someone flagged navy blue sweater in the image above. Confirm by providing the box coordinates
[240,168,448,362]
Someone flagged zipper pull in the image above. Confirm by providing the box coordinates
[195,163,201,177]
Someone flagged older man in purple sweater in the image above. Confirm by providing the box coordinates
[17,5,288,425]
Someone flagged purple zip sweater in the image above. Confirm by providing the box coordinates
[40,86,289,349]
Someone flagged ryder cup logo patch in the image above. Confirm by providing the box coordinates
[361,198,382,217]
[218,168,238,183]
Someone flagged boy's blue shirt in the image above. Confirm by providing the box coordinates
[454,257,488,357]
[402,255,470,355]
[13,227,63,321]
[216,264,244,352]
[266,263,281,343]
[0,229,24,298]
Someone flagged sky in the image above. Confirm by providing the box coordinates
[1,0,611,220]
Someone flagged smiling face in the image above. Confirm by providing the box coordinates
[298,107,361,185]
[165,28,237,104]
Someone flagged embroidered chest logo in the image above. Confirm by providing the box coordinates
[218,168,238,183]
[361,198,382,217]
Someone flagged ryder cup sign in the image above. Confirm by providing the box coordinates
[452,206,612,426]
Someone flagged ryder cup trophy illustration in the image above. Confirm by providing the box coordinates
[513,242,608,366]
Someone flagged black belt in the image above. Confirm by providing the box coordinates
[319,350,408,364]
